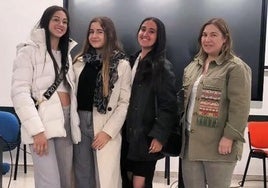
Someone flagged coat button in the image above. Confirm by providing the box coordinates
[107,107,112,111]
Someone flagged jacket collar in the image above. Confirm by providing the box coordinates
[195,52,233,66]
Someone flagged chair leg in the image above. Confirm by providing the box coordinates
[13,143,20,180]
[13,144,27,180]
[178,158,184,188]
[167,156,170,185]
[164,156,168,178]
[263,157,267,188]
[241,153,252,187]
[23,144,27,174]
[164,156,170,185]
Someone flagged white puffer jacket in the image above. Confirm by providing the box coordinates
[11,28,81,144]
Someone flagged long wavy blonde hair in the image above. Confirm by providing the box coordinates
[74,16,122,96]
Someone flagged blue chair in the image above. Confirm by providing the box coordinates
[0,107,28,180]
[1,163,10,175]
[0,111,20,176]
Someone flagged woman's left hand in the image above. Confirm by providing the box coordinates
[92,131,111,150]
[218,136,233,155]
[149,138,163,153]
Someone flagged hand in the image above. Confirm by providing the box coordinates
[33,132,48,156]
[92,131,111,150]
[218,136,233,155]
[149,138,163,153]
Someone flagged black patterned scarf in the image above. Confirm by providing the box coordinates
[83,52,102,70]
[84,50,127,114]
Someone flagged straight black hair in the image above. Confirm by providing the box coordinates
[39,5,70,72]
[137,17,166,61]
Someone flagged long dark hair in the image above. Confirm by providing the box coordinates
[137,17,167,85]
[137,17,166,61]
[38,5,70,72]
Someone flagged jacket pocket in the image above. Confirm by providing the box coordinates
[202,77,225,90]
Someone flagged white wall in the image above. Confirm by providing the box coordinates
[0,0,63,106]
[0,0,63,165]
[0,0,267,176]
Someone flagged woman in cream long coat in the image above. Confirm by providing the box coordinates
[73,16,131,188]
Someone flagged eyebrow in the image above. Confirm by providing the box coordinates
[52,15,67,20]
[90,28,104,31]
[203,31,219,35]
[141,26,157,31]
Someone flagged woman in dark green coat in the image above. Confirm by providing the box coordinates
[181,18,251,188]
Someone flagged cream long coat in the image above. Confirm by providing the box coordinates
[73,57,131,188]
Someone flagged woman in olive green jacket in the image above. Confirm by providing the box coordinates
[181,18,251,188]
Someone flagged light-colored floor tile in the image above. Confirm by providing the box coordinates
[2,165,34,188]
[230,174,266,188]
[2,166,266,188]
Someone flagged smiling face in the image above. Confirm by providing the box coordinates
[48,10,68,39]
[88,22,105,50]
[201,24,226,58]
[138,20,157,52]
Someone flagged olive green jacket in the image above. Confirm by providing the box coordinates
[181,54,251,161]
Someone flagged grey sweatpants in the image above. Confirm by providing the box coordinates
[29,106,73,188]
[73,110,99,188]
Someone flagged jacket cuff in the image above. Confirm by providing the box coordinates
[223,123,246,142]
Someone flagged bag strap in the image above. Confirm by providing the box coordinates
[43,64,68,100]
[33,61,69,108]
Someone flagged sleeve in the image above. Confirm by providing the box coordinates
[223,60,252,142]
[11,45,45,137]
[148,61,178,144]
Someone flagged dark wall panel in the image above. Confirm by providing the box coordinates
[68,0,266,101]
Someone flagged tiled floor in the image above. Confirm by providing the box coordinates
[2,166,266,188]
